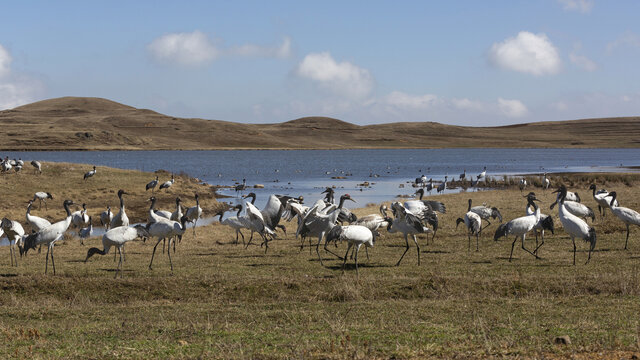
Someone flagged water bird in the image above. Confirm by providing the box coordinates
[605,191,640,250]
[388,202,431,266]
[85,224,149,278]
[33,192,53,210]
[26,199,51,231]
[159,175,175,190]
[554,186,596,265]
[83,165,97,180]
[111,190,129,228]
[31,160,42,174]
[589,184,617,219]
[1,217,24,266]
[22,200,75,274]
[325,225,374,276]
[146,176,159,192]
[78,216,93,245]
[493,193,541,262]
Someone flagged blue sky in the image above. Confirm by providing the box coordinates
[0,0,639,126]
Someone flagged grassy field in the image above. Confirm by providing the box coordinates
[0,165,639,358]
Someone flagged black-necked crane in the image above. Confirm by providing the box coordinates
[31,160,42,174]
[326,225,374,276]
[26,199,51,231]
[526,203,554,255]
[243,193,288,239]
[437,176,448,193]
[1,158,12,173]
[388,202,431,266]
[493,193,541,262]
[519,178,527,192]
[111,190,129,228]
[234,178,247,195]
[146,176,159,192]
[1,218,24,266]
[542,173,550,191]
[170,197,183,222]
[468,199,502,231]
[320,188,355,224]
[554,186,596,265]
[217,204,247,245]
[589,184,618,219]
[459,169,466,181]
[404,188,446,242]
[243,200,277,252]
[100,206,113,230]
[22,200,75,274]
[147,196,170,224]
[605,191,640,250]
[185,193,203,239]
[85,224,149,278]
[478,167,487,179]
[352,204,392,237]
[415,174,427,187]
[71,203,90,228]
[14,162,22,173]
[159,175,175,191]
[148,215,189,272]
[550,192,595,222]
[33,192,53,210]
[456,211,482,251]
[83,165,97,180]
[296,194,355,265]
[78,216,93,245]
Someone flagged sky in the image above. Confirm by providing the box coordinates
[0,0,639,126]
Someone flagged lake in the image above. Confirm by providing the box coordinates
[3,148,640,210]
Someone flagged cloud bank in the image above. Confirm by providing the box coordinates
[295,52,374,99]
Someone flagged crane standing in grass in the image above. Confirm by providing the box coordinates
[85,224,149,278]
[1,218,24,266]
[22,200,75,274]
[605,191,640,250]
[325,225,374,276]
[83,166,97,180]
[554,186,596,265]
[493,193,541,262]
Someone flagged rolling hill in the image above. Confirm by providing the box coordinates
[0,96,638,150]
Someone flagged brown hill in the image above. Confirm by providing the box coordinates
[0,96,638,150]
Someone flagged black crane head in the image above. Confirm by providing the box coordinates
[588,184,597,191]
[605,191,618,206]
[242,192,256,199]
[455,217,465,229]
[321,187,334,194]
[46,192,53,199]
[117,189,127,197]
[175,197,181,203]
[341,194,356,203]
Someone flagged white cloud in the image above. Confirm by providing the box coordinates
[0,44,11,78]
[0,44,45,110]
[295,52,374,99]
[569,52,597,71]
[606,32,640,54]
[451,98,486,111]
[229,37,292,59]
[498,98,529,118]
[489,31,562,76]
[148,31,218,66]
[148,31,293,66]
[557,0,594,13]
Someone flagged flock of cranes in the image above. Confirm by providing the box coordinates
[2,162,640,278]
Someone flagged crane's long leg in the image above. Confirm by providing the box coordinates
[192,220,197,239]
[396,234,410,266]
[323,239,343,260]
[482,219,492,231]
[520,235,539,259]
[534,231,545,255]
[115,246,122,279]
[413,234,420,266]
[167,238,174,273]
[45,244,50,274]
[475,233,479,252]
[468,233,471,251]
[341,242,352,273]
[316,234,324,266]
[149,237,163,270]
[50,245,55,275]
[572,236,577,266]
[624,224,630,250]
[245,231,255,249]
[509,236,518,262]
[354,244,360,276]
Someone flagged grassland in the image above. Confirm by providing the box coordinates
[1,96,640,150]
[0,165,639,358]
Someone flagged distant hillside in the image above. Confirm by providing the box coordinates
[0,96,639,150]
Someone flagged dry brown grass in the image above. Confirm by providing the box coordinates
[0,167,639,358]
[1,97,640,150]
